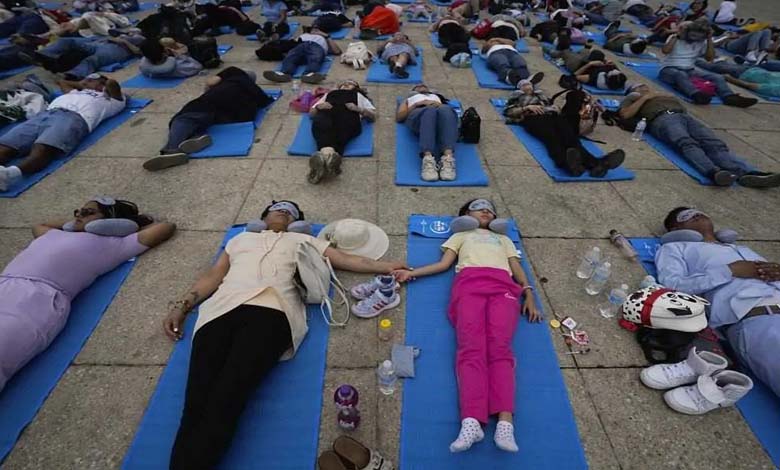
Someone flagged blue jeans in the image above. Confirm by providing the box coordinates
[725,30,771,56]
[405,105,459,156]
[726,315,780,398]
[0,13,49,38]
[280,41,325,75]
[0,45,27,70]
[583,10,610,25]
[163,111,216,153]
[658,66,735,99]
[487,49,529,84]
[39,37,132,79]
[695,59,780,75]
[648,112,753,176]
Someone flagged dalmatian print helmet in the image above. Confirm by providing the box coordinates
[622,286,710,333]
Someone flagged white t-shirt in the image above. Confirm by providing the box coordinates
[492,20,519,36]
[313,92,376,111]
[48,89,126,132]
[661,35,707,70]
[406,93,442,107]
[624,0,646,9]
[714,1,736,23]
[300,33,329,53]
[486,44,517,57]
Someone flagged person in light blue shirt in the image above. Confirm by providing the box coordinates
[259,0,290,39]
[656,207,780,397]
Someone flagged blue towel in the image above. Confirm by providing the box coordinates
[0,97,152,198]
[0,259,136,462]
[583,30,658,60]
[544,53,626,95]
[430,31,474,49]
[470,52,513,90]
[100,57,137,73]
[623,61,724,104]
[122,45,232,88]
[0,64,33,80]
[395,99,488,186]
[490,98,636,182]
[122,224,329,470]
[275,56,334,78]
[245,22,300,41]
[407,15,434,23]
[287,115,374,156]
[627,237,780,468]
[368,47,423,84]
[190,89,281,158]
[401,215,588,469]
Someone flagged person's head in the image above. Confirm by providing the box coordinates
[260,200,305,231]
[681,17,711,41]
[690,0,707,12]
[517,78,534,95]
[392,32,410,42]
[605,70,627,90]
[72,197,153,232]
[625,81,650,96]
[338,79,360,91]
[629,39,648,54]
[663,207,714,235]
[412,83,430,94]
[458,199,498,228]
[141,39,166,64]
[81,73,109,91]
[587,49,606,62]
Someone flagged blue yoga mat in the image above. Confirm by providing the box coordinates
[408,15,434,23]
[623,61,724,104]
[329,27,351,39]
[352,30,393,40]
[245,21,300,41]
[391,0,414,4]
[122,224,329,470]
[401,214,588,469]
[0,97,151,198]
[190,89,281,158]
[470,53,512,90]
[0,258,137,463]
[543,53,626,95]
[274,56,334,78]
[395,99,488,186]
[490,98,635,182]
[121,45,232,89]
[0,64,33,80]
[287,115,374,156]
[628,237,780,468]
[430,31,474,49]
[583,31,658,60]
[100,57,137,73]
[368,47,423,84]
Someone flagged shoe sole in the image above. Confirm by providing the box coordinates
[439,171,456,181]
[143,153,189,171]
[351,294,401,319]
[301,73,325,84]
[178,135,213,154]
[738,173,780,188]
[713,172,738,186]
[308,153,326,184]
[263,71,292,83]
[325,152,342,176]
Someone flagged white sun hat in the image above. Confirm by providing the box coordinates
[318,218,390,260]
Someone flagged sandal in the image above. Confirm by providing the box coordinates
[333,436,394,470]
[318,450,349,470]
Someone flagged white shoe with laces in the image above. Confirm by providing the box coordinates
[439,154,456,181]
[449,418,484,453]
[350,275,399,300]
[351,288,400,319]
[664,370,753,415]
[421,154,439,181]
[640,347,728,390]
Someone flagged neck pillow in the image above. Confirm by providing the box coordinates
[63,218,140,237]
[246,219,312,234]
[450,215,510,235]
[660,228,738,245]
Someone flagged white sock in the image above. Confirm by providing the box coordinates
[449,417,484,453]
[7,166,21,179]
[494,421,519,452]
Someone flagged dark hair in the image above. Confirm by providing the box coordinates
[458,199,497,216]
[663,206,691,231]
[94,199,154,227]
[606,72,627,90]
[588,50,606,62]
[140,39,166,64]
[261,200,305,220]
[630,40,648,54]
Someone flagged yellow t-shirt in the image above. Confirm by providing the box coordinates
[441,229,520,273]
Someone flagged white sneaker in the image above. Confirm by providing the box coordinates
[663,370,753,415]
[439,154,456,181]
[350,275,399,300]
[0,165,22,191]
[745,50,758,63]
[754,51,768,64]
[449,418,484,453]
[640,347,728,390]
[712,33,730,46]
[351,288,401,318]
[421,154,439,181]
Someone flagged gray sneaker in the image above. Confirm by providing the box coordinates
[143,152,189,171]
[421,154,439,181]
[308,151,326,184]
[439,154,456,181]
[178,134,212,154]
[324,151,343,177]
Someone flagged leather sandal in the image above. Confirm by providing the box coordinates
[318,450,349,470]
[332,436,394,470]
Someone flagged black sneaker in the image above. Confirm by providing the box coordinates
[737,171,780,188]
[709,169,738,186]
[178,134,213,154]
[589,149,626,177]
[394,66,409,79]
[529,71,544,85]
[723,94,758,108]
[143,152,189,172]
[565,148,586,177]
[692,92,712,105]
[301,72,325,84]
[263,70,292,83]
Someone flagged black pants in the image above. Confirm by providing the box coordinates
[261,20,290,37]
[169,305,292,470]
[520,114,598,174]
[487,25,519,41]
[437,22,469,47]
[255,38,299,61]
[312,108,362,155]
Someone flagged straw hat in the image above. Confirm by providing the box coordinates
[318,219,389,260]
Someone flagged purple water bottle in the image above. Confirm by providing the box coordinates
[333,384,359,410]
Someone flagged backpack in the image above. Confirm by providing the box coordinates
[188,36,221,68]
[554,86,599,136]
[601,109,641,132]
[290,87,329,113]
[340,41,375,70]
[459,106,481,144]
[470,19,493,39]
[294,240,350,327]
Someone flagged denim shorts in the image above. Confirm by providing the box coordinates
[0,108,89,155]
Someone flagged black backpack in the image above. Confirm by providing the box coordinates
[189,36,221,69]
[459,107,481,144]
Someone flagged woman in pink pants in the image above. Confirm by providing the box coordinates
[393,199,540,454]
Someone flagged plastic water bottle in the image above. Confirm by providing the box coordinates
[377,360,397,395]
[292,79,300,94]
[599,283,629,318]
[640,275,659,289]
[576,247,602,279]
[354,15,361,30]
[609,229,638,261]
[585,261,611,295]
[378,318,393,342]
[631,118,647,141]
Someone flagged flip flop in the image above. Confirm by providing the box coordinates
[318,450,349,470]
[332,436,394,470]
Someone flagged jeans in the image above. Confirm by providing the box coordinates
[163,111,216,153]
[280,41,325,75]
[0,44,27,70]
[487,49,529,84]
[648,112,753,176]
[405,105,459,156]
[39,37,133,79]
[725,30,771,56]
[725,314,780,398]
[658,66,735,99]
[0,13,49,38]
[583,10,609,25]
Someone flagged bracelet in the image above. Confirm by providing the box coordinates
[522,285,534,295]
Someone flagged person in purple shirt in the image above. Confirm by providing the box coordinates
[0,197,175,392]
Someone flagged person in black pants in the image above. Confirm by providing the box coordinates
[430,16,469,47]
[307,79,376,184]
[163,200,406,470]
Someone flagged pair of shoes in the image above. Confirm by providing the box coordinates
[708,169,738,186]
[307,150,342,184]
[449,418,519,453]
[263,70,292,82]
[641,347,753,415]
[588,149,625,177]
[420,154,457,181]
[351,279,401,318]
[736,171,780,188]
[723,94,758,108]
[318,435,395,470]
[143,135,213,171]
[744,50,768,64]
[350,275,400,300]
[393,65,409,79]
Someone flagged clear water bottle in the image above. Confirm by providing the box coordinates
[292,79,300,94]
[631,118,647,141]
[377,360,397,395]
[609,229,638,261]
[576,247,602,279]
[598,283,629,318]
[585,261,611,295]
[639,275,658,289]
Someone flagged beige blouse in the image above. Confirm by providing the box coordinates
[195,231,331,360]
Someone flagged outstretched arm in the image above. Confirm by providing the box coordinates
[392,249,458,281]
[508,257,540,322]
[325,247,406,273]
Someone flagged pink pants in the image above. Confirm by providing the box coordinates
[448,267,521,424]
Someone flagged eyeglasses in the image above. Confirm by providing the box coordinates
[74,207,100,218]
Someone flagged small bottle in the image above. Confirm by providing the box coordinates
[378,318,393,342]
[585,261,611,296]
[292,79,300,94]
[631,118,647,141]
[598,283,629,318]
[337,407,361,431]
[333,384,359,410]
[377,360,397,395]
[354,15,361,30]
[576,247,602,279]
[609,230,638,261]
[639,275,658,289]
